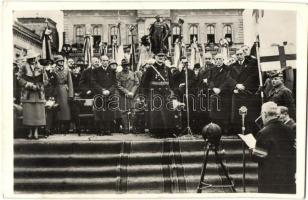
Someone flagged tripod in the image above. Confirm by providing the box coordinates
[197,141,236,193]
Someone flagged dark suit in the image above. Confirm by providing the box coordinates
[207,65,233,131]
[79,67,95,98]
[199,63,215,85]
[229,59,261,133]
[172,68,204,132]
[252,118,296,193]
[92,66,117,123]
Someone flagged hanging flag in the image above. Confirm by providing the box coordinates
[190,37,202,70]
[130,43,137,71]
[116,44,125,65]
[41,27,53,61]
[252,9,264,23]
[244,9,296,52]
[173,39,181,69]
[83,34,93,67]
[190,43,196,70]
[259,43,296,71]
[137,45,151,71]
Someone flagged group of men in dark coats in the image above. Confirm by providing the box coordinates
[50,46,295,137]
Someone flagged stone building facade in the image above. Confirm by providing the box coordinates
[17,17,59,52]
[13,20,42,60]
[63,9,244,60]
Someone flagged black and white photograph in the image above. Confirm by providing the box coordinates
[1,1,307,199]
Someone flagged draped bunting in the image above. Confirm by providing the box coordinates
[41,28,53,61]
[173,39,181,69]
[137,45,151,71]
[83,35,93,67]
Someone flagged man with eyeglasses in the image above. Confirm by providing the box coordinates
[92,55,117,135]
[229,48,261,134]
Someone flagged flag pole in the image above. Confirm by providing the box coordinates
[255,36,264,104]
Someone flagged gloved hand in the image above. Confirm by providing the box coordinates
[102,90,110,96]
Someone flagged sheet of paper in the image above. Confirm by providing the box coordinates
[238,133,256,149]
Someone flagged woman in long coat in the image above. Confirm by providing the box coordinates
[18,52,49,139]
[53,55,74,133]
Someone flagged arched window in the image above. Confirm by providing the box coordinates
[189,25,198,44]
[207,25,215,44]
[75,25,85,45]
[110,26,119,44]
[172,25,181,45]
[127,25,138,44]
[92,25,102,48]
[223,25,232,42]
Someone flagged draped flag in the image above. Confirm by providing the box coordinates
[83,34,93,67]
[173,39,181,69]
[116,44,125,65]
[190,37,202,70]
[137,45,151,71]
[130,43,137,71]
[259,43,296,71]
[244,9,297,99]
[41,27,53,61]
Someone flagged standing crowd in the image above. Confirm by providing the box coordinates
[13,45,296,139]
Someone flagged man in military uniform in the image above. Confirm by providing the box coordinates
[140,51,176,137]
[229,49,261,134]
[92,56,117,135]
[116,59,139,133]
[267,73,295,119]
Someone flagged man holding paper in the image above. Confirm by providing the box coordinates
[250,101,296,193]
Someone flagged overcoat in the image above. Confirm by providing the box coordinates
[140,62,176,131]
[91,66,117,121]
[229,59,261,124]
[18,63,48,126]
[53,66,74,121]
[252,118,296,193]
[207,65,233,120]
[116,70,139,112]
[79,67,95,98]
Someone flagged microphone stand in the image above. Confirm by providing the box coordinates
[180,65,194,137]
[239,106,247,192]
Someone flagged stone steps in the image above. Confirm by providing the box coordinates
[14,137,258,193]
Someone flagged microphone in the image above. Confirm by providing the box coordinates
[239,106,248,116]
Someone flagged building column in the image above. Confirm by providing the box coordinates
[137,18,145,42]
